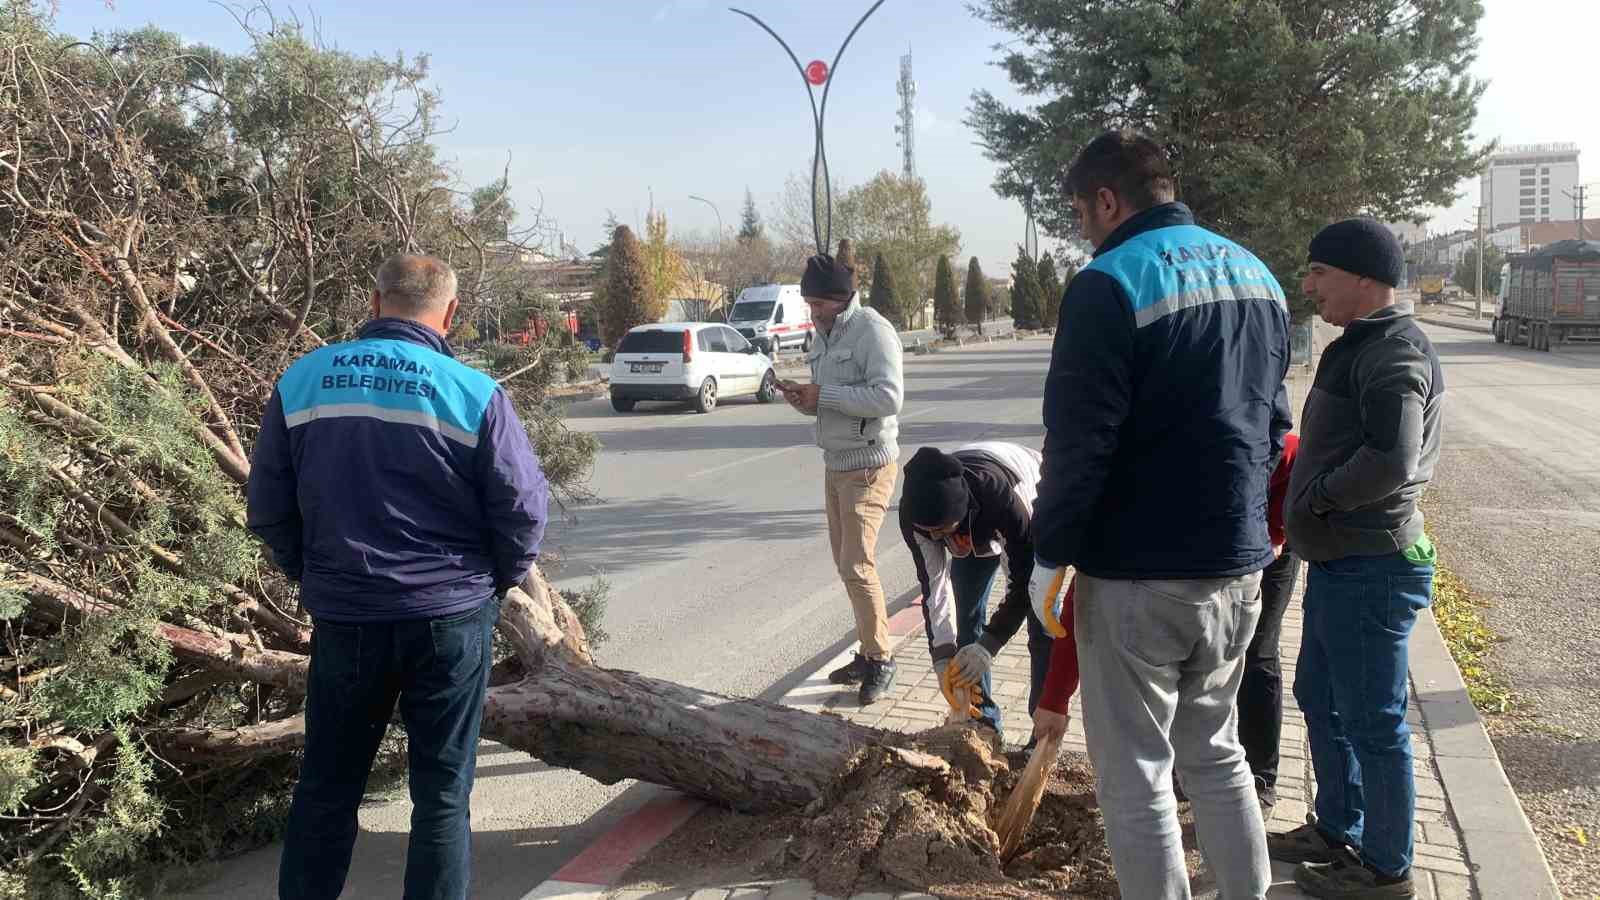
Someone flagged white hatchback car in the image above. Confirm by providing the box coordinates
[609,322,778,414]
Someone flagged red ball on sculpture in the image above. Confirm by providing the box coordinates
[805,60,829,85]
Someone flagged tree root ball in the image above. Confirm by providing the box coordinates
[626,724,1126,899]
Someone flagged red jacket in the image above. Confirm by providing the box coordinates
[1036,578,1079,715]
[1036,434,1299,716]
[1268,433,1300,548]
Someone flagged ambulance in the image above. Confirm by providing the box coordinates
[726,284,814,356]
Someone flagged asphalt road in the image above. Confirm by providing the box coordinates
[179,335,1054,900]
[1410,321,1600,896]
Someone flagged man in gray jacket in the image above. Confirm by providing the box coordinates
[779,240,905,704]
[1273,219,1445,900]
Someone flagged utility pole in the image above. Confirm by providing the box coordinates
[1564,185,1588,241]
[1475,206,1485,320]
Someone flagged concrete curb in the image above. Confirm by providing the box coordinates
[1408,608,1561,899]
[551,380,609,403]
[1416,315,1492,335]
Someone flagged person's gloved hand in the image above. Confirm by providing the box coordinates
[1032,708,1070,744]
[1029,561,1070,638]
[952,643,993,686]
[936,657,980,720]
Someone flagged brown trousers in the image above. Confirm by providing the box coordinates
[824,462,898,660]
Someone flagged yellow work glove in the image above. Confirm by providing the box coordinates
[935,657,982,721]
[1028,561,1070,638]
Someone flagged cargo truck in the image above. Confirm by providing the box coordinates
[1419,274,1446,304]
[1492,240,1600,351]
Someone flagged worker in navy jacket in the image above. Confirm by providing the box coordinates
[247,253,548,900]
[1026,131,1291,900]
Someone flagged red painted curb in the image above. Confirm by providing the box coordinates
[887,599,924,636]
[537,601,926,891]
[550,794,704,886]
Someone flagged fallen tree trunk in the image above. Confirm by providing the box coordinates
[480,666,880,812]
[472,572,886,811]
[34,568,889,813]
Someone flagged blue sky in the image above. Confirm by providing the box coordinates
[54,0,1034,275]
[50,1,1600,271]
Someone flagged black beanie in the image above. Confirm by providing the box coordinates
[1308,218,1405,288]
[903,447,970,528]
[800,239,856,301]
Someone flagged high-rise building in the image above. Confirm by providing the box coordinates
[1480,143,1580,230]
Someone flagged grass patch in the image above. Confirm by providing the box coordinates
[1431,558,1516,714]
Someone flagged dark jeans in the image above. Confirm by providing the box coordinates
[1294,553,1433,878]
[950,554,1053,732]
[1236,548,1300,790]
[279,596,500,900]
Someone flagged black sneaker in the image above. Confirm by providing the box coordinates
[829,653,868,685]
[1294,853,1414,899]
[859,657,897,705]
[1269,818,1348,865]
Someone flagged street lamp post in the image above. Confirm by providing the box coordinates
[690,195,726,321]
[688,194,724,242]
[731,1,888,255]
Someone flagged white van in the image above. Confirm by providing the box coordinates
[727,284,814,356]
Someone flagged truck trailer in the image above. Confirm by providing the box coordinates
[1492,240,1600,351]
[1419,274,1446,304]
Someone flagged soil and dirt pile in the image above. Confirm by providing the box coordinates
[625,724,1124,899]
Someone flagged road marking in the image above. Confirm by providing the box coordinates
[685,407,940,480]
[686,444,798,479]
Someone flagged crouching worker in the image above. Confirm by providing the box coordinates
[901,443,1054,733]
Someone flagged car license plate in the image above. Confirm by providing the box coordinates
[630,362,663,374]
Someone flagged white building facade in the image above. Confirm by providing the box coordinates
[1480,143,1581,230]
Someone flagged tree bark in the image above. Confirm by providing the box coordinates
[476,571,885,811]
[27,568,887,813]
[158,714,310,764]
[479,665,879,812]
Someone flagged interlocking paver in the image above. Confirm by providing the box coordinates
[772,547,1482,899]
[1431,871,1474,900]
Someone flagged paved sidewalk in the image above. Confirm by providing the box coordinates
[767,576,1477,900]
